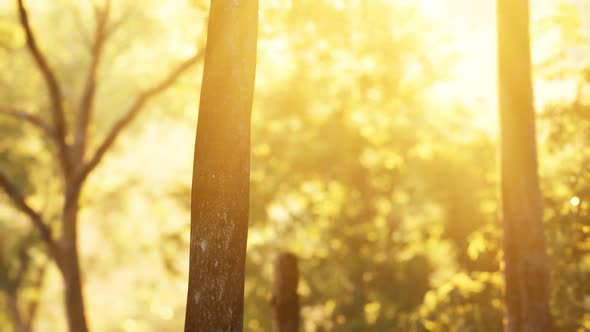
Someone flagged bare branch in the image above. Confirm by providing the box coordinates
[91,3,139,62]
[73,0,111,164]
[14,239,31,288]
[0,107,55,139]
[104,2,136,38]
[77,50,204,185]
[0,171,60,264]
[16,0,71,176]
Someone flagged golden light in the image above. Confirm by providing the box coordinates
[413,0,499,136]
[268,204,290,223]
[414,0,447,19]
[570,196,581,207]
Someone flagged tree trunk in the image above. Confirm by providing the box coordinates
[184,1,258,332]
[496,0,552,331]
[7,293,27,332]
[59,192,90,332]
[271,252,300,332]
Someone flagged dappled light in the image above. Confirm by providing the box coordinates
[0,0,589,331]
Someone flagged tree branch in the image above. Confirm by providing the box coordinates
[104,2,135,38]
[16,0,71,176]
[0,171,60,264]
[76,50,204,185]
[73,0,112,164]
[0,107,55,139]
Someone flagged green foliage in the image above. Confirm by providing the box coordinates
[0,0,588,331]
[402,272,503,332]
[539,81,590,331]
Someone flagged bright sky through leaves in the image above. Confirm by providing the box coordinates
[1,0,589,331]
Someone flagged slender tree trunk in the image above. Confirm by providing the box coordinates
[22,265,45,332]
[60,189,90,332]
[7,293,26,332]
[496,0,552,331]
[184,1,258,332]
[271,252,300,332]
[60,241,88,332]
[8,292,37,332]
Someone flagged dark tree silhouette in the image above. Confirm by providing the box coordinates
[184,1,258,331]
[496,0,552,331]
[271,252,300,332]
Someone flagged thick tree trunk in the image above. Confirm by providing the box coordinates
[184,1,258,332]
[60,193,90,332]
[496,0,552,331]
[271,252,300,332]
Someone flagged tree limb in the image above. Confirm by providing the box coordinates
[73,0,112,164]
[104,2,136,38]
[0,171,60,264]
[76,50,204,185]
[16,0,71,176]
[0,107,55,139]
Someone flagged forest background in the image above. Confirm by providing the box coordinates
[0,0,589,331]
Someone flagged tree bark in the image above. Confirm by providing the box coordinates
[59,188,90,332]
[496,0,553,331]
[271,252,300,332]
[184,1,258,332]
[60,246,88,332]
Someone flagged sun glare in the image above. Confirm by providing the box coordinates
[414,0,498,135]
[414,0,585,136]
[570,196,581,207]
[415,0,447,19]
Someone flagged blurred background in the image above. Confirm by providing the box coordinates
[0,0,589,331]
